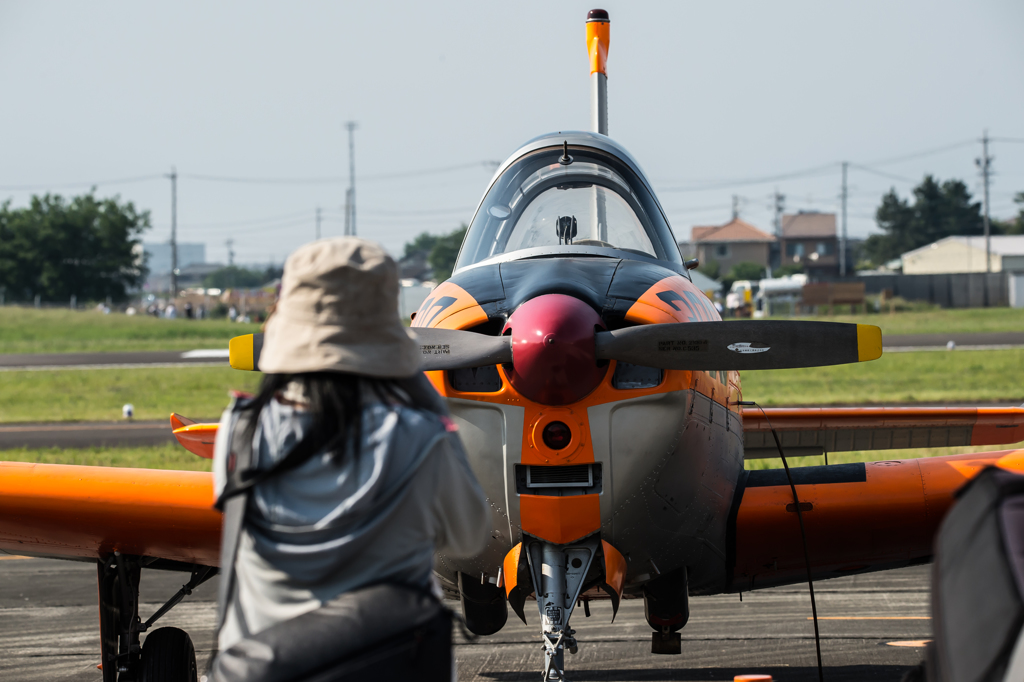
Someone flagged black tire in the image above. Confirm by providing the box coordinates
[139,627,198,682]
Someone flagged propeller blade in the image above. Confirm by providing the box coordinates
[414,328,513,371]
[229,333,264,371]
[595,321,881,371]
[228,330,513,372]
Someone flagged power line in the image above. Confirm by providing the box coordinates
[862,139,976,167]
[0,174,165,191]
[848,164,916,184]
[657,163,840,193]
[178,161,498,186]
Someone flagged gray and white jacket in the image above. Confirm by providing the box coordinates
[212,385,491,651]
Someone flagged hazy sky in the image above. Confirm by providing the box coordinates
[2,1,1022,265]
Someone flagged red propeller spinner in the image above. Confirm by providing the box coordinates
[502,294,608,405]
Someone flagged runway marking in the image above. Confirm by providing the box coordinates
[809,616,929,620]
[887,640,932,647]
[884,345,1024,353]
[0,362,223,372]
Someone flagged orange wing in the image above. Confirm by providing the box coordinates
[0,462,220,565]
[730,448,1024,591]
[742,406,1024,458]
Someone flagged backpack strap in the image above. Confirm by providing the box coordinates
[215,406,257,631]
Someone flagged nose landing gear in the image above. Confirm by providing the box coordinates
[526,538,600,681]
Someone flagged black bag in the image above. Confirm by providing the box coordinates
[210,583,452,682]
[916,466,1024,682]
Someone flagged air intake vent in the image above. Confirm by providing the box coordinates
[448,366,502,393]
[515,464,602,496]
[528,464,592,487]
[612,362,662,389]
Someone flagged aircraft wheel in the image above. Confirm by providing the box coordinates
[139,627,198,682]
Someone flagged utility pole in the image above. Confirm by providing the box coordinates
[840,162,848,278]
[343,189,352,236]
[976,130,993,274]
[226,239,235,266]
[345,121,358,236]
[773,190,785,238]
[168,167,178,297]
[315,206,322,240]
[770,190,785,277]
[731,195,740,221]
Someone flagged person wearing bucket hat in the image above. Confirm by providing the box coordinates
[208,238,491,682]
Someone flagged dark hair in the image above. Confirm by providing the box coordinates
[240,372,422,469]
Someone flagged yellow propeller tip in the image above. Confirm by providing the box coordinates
[229,334,255,371]
[856,324,883,362]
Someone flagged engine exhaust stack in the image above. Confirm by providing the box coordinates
[587,9,610,135]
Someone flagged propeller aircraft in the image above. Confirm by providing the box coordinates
[2,8,1024,682]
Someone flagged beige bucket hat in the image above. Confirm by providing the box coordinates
[258,237,421,378]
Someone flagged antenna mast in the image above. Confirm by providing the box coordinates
[587,10,610,135]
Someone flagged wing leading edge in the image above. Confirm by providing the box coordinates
[742,406,1024,459]
[0,462,219,566]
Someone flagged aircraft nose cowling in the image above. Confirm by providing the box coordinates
[503,294,607,405]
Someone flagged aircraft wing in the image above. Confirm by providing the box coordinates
[0,462,220,566]
[729,448,1024,591]
[742,406,1024,458]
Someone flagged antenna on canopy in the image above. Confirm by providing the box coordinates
[586,9,610,135]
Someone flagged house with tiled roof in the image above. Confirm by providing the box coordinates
[780,212,840,277]
[689,218,775,275]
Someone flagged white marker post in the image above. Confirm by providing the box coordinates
[587,9,610,135]
[587,10,611,243]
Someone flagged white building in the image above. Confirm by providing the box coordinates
[901,235,1024,274]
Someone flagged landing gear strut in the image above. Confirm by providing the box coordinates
[98,553,215,681]
[525,538,600,681]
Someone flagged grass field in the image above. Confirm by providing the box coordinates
[767,306,1024,336]
[0,443,213,471]
[0,366,261,422]
[741,347,1024,405]
[0,307,260,354]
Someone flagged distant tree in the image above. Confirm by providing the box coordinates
[993,191,1024,235]
[722,261,766,290]
[404,232,441,259]
[203,266,268,290]
[428,225,467,282]
[0,193,149,303]
[402,224,467,282]
[696,259,720,280]
[863,176,983,266]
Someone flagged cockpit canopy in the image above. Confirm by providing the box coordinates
[455,138,682,272]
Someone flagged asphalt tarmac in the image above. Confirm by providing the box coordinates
[0,557,930,681]
[0,421,179,449]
